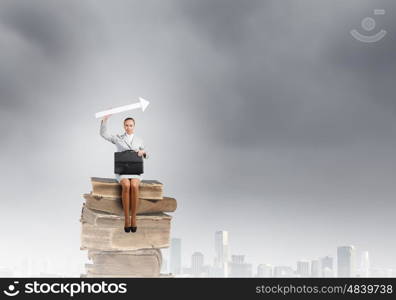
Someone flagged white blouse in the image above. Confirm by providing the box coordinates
[125,132,134,145]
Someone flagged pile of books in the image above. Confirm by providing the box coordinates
[79,177,177,277]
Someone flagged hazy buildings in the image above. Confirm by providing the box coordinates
[273,266,295,277]
[160,257,168,274]
[168,233,392,278]
[256,264,273,277]
[296,260,310,277]
[229,255,252,277]
[170,238,182,275]
[337,246,356,277]
[214,231,229,277]
[321,256,334,277]
[191,252,204,277]
[358,251,370,277]
[0,267,14,277]
[311,259,320,277]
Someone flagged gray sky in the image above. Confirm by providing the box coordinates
[1,0,396,275]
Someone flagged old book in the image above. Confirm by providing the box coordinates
[85,249,162,277]
[88,249,162,265]
[80,205,171,251]
[83,193,177,215]
[90,177,163,200]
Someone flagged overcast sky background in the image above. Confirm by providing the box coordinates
[1,0,396,276]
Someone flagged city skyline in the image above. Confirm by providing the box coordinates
[164,230,396,278]
[0,229,394,278]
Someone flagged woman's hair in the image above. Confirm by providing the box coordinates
[124,117,135,125]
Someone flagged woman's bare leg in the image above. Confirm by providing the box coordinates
[120,178,131,227]
[130,178,141,227]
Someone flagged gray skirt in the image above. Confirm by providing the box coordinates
[115,173,142,183]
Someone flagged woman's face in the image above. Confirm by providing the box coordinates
[124,120,135,134]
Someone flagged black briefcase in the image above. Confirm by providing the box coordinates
[114,150,143,175]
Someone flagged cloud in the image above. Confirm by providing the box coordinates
[167,0,396,148]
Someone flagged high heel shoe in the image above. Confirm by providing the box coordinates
[129,226,137,232]
[124,226,131,232]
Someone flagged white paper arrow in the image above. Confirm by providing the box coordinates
[95,97,150,118]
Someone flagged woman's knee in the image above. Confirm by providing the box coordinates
[120,179,131,189]
[130,180,140,190]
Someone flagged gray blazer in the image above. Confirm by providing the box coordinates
[100,119,149,159]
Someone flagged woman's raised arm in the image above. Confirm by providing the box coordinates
[100,115,117,144]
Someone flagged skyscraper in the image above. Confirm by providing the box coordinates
[321,256,334,277]
[296,260,310,277]
[191,252,204,277]
[214,230,229,277]
[337,246,356,277]
[359,251,370,277]
[170,238,181,275]
[311,259,320,277]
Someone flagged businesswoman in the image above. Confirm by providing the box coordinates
[100,114,148,233]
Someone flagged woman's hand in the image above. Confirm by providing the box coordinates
[137,150,146,157]
[102,114,112,121]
